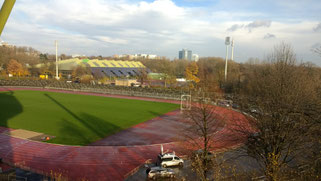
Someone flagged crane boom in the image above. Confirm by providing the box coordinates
[0,0,16,36]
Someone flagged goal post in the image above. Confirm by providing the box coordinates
[180,94,191,111]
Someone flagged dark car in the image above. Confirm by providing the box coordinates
[192,149,214,160]
[191,149,214,167]
[146,166,175,180]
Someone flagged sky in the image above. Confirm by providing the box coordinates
[1,0,321,65]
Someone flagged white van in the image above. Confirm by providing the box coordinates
[157,153,184,168]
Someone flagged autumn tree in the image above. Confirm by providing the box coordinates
[6,59,25,76]
[233,43,321,180]
[72,65,93,83]
[185,62,200,89]
[0,46,41,67]
[38,62,55,77]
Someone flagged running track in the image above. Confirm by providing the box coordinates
[0,87,251,181]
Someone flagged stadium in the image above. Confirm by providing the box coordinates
[1,0,321,180]
[0,81,250,181]
[0,1,251,180]
[33,58,148,79]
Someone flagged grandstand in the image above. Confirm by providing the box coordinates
[34,58,148,78]
[0,79,186,100]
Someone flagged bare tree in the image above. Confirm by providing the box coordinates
[72,65,91,78]
[137,67,148,85]
[233,43,321,180]
[180,94,225,180]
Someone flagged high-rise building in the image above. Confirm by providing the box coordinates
[179,49,192,61]
[192,54,199,62]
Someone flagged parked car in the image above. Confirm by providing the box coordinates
[191,149,214,168]
[217,100,232,107]
[157,153,184,168]
[249,107,264,115]
[232,103,240,109]
[130,82,141,87]
[248,132,261,142]
[146,166,175,180]
[192,149,214,160]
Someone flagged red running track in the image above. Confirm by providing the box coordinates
[0,87,251,181]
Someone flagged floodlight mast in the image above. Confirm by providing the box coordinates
[224,37,230,81]
[55,40,59,80]
[231,39,234,61]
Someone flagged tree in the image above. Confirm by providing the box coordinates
[185,62,200,89]
[173,59,189,78]
[39,53,48,61]
[181,94,225,180]
[197,60,220,93]
[139,58,176,87]
[137,68,148,85]
[234,43,321,180]
[60,54,72,60]
[72,65,91,78]
[6,59,24,76]
[38,62,55,77]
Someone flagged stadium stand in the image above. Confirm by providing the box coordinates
[34,58,148,78]
[0,79,187,100]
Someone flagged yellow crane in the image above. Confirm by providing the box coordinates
[0,0,16,36]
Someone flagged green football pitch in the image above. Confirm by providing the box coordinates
[0,90,179,145]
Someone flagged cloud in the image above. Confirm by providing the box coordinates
[263,33,276,39]
[6,0,218,56]
[313,23,321,32]
[311,43,321,49]
[94,36,128,45]
[1,0,321,65]
[227,20,271,33]
[227,24,244,32]
[246,20,272,32]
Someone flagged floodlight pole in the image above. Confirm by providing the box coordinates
[224,37,231,81]
[231,39,234,61]
[225,45,228,81]
[55,40,59,80]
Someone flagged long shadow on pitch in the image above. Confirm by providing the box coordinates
[0,90,23,172]
[0,90,23,127]
[44,93,120,145]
